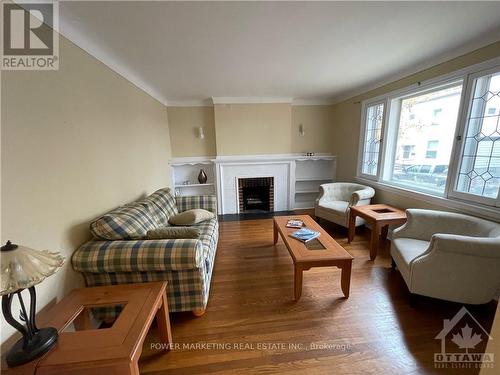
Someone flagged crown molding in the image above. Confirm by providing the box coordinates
[166,97,337,107]
[291,98,335,106]
[211,97,293,105]
[166,99,213,107]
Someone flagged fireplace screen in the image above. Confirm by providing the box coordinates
[237,177,274,213]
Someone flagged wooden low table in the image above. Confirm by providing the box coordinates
[2,282,172,375]
[348,204,407,261]
[273,215,353,301]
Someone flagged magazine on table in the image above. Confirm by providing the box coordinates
[286,219,304,228]
[289,228,321,243]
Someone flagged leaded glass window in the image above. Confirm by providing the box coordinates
[456,70,500,199]
[361,102,384,176]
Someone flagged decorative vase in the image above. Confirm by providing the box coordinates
[198,169,207,184]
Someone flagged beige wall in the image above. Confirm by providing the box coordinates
[168,104,334,157]
[291,105,334,154]
[1,36,172,344]
[214,103,292,155]
[330,41,500,210]
[167,106,216,157]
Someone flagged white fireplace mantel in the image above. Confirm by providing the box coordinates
[170,153,336,214]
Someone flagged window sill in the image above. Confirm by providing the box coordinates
[355,176,500,223]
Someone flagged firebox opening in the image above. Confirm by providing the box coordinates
[238,177,274,213]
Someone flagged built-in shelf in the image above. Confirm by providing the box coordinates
[174,183,214,188]
[169,154,336,209]
[170,158,216,196]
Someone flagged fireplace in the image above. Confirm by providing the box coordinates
[238,177,274,213]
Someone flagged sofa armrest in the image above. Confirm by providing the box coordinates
[431,234,500,258]
[72,238,204,273]
[176,195,217,215]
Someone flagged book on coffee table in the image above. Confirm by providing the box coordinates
[290,228,320,243]
[286,219,304,228]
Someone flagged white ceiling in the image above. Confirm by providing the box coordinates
[58,1,500,106]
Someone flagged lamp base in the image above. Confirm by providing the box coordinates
[6,327,58,367]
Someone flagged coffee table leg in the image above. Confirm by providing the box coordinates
[370,223,380,261]
[273,220,279,244]
[156,291,172,351]
[347,212,356,243]
[340,260,352,298]
[294,264,303,301]
[341,260,352,298]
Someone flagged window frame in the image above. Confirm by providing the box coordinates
[356,98,387,181]
[356,56,500,215]
[381,78,465,196]
[447,65,500,208]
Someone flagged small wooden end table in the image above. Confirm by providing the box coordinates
[348,204,407,260]
[273,215,353,301]
[2,282,172,375]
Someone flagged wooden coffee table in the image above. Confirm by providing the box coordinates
[2,282,172,375]
[348,204,407,261]
[273,215,353,301]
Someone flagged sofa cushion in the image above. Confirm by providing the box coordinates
[391,238,429,284]
[169,209,215,226]
[90,202,157,240]
[146,226,200,239]
[146,188,178,225]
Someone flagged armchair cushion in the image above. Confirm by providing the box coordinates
[317,201,349,215]
[391,238,430,284]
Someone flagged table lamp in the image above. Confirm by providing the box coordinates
[1,240,64,367]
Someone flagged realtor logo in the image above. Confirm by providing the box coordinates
[1,1,59,70]
[434,307,494,369]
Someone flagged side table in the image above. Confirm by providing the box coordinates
[1,282,172,375]
[348,204,407,260]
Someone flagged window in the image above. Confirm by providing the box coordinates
[402,145,415,159]
[387,83,462,194]
[426,140,439,159]
[359,102,384,177]
[454,70,500,201]
[357,58,500,210]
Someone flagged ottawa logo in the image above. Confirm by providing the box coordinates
[434,306,494,369]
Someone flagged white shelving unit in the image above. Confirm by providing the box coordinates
[169,157,216,196]
[170,154,336,210]
[293,157,336,209]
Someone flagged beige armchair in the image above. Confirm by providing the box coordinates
[314,182,375,228]
[391,209,500,305]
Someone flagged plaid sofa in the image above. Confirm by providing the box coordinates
[72,188,218,317]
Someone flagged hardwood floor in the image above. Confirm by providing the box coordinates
[139,216,497,374]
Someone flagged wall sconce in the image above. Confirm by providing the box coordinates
[298,124,305,137]
[197,127,205,140]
